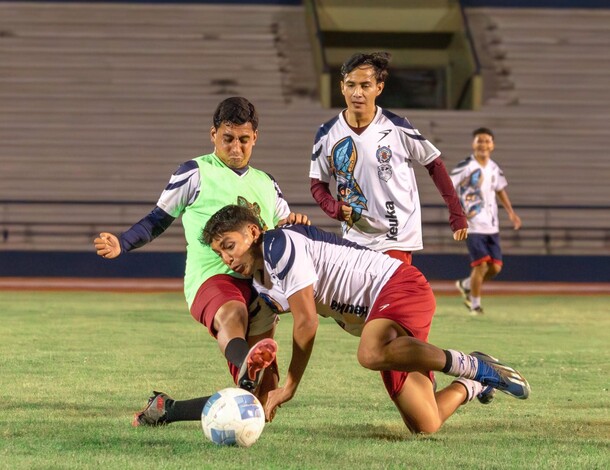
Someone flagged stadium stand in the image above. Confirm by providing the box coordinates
[0,2,608,267]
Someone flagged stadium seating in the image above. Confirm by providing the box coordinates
[0,3,608,255]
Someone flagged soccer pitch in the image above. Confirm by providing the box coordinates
[1,291,608,469]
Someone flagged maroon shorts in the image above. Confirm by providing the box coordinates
[189,274,254,337]
[367,263,436,400]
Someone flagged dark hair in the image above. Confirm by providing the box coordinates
[340,52,391,83]
[202,204,262,246]
[472,127,494,140]
[212,97,259,131]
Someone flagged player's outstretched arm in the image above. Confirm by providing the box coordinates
[264,285,318,420]
[94,232,121,259]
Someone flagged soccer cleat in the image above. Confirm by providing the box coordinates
[471,351,530,400]
[477,385,496,404]
[469,306,484,316]
[132,391,172,427]
[456,279,472,309]
[237,338,278,393]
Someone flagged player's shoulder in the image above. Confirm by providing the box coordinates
[171,158,200,176]
[314,114,341,143]
[451,155,474,173]
[379,108,415,131]
[262,228,301,276]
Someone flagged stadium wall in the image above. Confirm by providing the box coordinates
[1,251,608,283]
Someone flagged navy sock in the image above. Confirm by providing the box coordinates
[225,337,250,369]
[166,396,210,422]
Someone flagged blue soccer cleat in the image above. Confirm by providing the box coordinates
[471,351,530,400]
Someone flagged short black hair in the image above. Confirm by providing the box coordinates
[340,52,391,83]
[202,204,262,246]
[472,127,494,140]
[212,97,259,131]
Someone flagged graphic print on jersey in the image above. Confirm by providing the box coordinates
[237,196,269,230]
[458,169,484,218]
[328,136,368,230]
[376,145,393,182]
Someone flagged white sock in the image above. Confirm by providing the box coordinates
[462,277,471,290]
[471,296,481,309]
[453,378,483,403]
[444,349,478,379]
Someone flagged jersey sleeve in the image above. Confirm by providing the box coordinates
[156,160,201,218]
[264,230,318,299]
[309,125,332,182]
[494,163,508,192]
[398,118,440,166]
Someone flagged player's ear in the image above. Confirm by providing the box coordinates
[252,129,258,146]
[248,223,261,242]
[210,126,217,144]
[376,81,384,96]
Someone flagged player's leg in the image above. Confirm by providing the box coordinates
[392,372,464,434]
[191,275,277,391]
[134,294,279,427]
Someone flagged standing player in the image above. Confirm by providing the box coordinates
[310,51,468,266]
[451,128,521,315]
[201,205,529,434]
[93,97,306,420]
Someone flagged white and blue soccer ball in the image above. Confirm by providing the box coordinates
[201,387,265,448]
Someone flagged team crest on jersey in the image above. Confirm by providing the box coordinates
[329,136,368,231]
[236,196,268,230]
[376,146,393,182]
[457,169,484,218]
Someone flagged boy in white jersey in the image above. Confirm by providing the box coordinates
[310,52,468,265]
[199,205,530,435]
[93,98,308,425]
[450,128,522,315]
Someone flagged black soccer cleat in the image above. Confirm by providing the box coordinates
[132,391,172,427]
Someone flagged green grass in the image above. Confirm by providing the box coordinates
[1,291,608,469]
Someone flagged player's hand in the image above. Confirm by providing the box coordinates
[264,386,294,422]
[94,232,121,259]
[510,213,522,230]
[340,205,352,222]
[453,228,468,241]
[278,212,311,226]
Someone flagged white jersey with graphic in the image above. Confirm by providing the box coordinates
[254,225,402,336]
[450,155,507,234]
[309,106,440,252]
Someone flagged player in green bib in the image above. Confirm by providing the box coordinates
[94,97,306,425]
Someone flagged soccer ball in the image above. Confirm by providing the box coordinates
[201,388,265,447]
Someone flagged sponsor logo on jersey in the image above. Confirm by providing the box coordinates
[385,200,398,241]
[330,299,369,317]
[377,129,392,142]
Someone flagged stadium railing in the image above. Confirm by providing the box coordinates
[1,199,608,256]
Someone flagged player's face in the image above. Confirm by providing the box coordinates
[341,66,384,115]
[210,224,262,277]
[211,121,258,169]
[472,133,495,158]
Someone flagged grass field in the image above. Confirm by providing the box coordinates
[1,291,608,469]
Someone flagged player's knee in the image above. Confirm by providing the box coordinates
[214,301,248,332]
[357,344,383,370]
[410,420,442,435]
